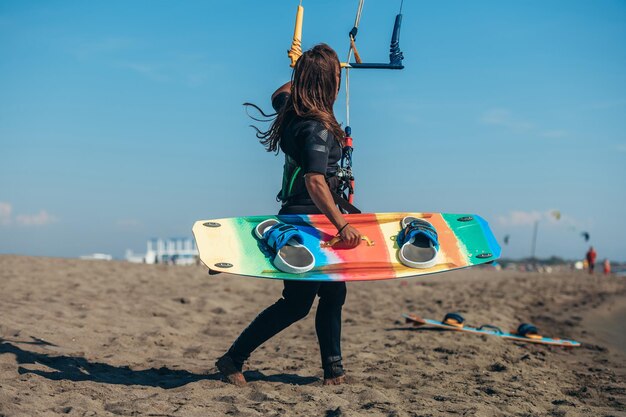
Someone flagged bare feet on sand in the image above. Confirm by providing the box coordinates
[215,355,247,387]
[323,375,347,385]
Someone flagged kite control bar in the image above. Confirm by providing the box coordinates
[286,0,406,211]
[288,1,406,70]
[342,10,404,69]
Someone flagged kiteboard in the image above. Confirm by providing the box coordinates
[192,212,500,282]
[403,313,581,347]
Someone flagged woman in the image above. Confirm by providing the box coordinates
[216,44,361,386]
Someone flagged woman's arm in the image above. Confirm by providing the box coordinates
[272,81,292,102]
[305,173,361,247]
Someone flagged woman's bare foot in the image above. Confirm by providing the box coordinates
[215,355,247,387]
[323,375,347,385]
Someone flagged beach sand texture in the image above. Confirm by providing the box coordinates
[1,255,625,417]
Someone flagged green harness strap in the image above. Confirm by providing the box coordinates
[287,166,301,198]
[279,156,361,214]
[278,160,301,201]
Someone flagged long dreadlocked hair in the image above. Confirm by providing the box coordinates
[245,43,345,153]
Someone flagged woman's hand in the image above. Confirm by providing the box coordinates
[338,224,361,248]
[304,173,362,249]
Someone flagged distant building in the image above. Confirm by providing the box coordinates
[126,238,198,265]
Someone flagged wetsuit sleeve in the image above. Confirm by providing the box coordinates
[301,124,334,175]
[272,92,290,112]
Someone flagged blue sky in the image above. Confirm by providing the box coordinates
[1,0,625,261]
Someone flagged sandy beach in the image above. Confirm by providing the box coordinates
[1,255,625,417]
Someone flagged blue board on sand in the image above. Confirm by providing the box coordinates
[403,314,581,347]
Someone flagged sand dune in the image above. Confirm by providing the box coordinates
[1,255,625,416]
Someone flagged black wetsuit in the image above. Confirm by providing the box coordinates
[226,93,346,379]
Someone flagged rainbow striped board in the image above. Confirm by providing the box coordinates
[192,212,500,282]
[403,314,581,347]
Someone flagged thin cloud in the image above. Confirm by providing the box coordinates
[540,130,569,139]
[91,37,138,52]
[185,72,210,88]
[113,56,220,86]
[15,210,58,226]
[0,202,12,225]
[589,99,626,110]
[70,36,220,86]
[481,109,570,140]
[480,109,533,132]
[114,61,168,82]
[498,209,584,229]
[498,210,565,226]
[72,36,140,59]
[616,144,626,153]
[497,210,543,226]
[116,219,141,227]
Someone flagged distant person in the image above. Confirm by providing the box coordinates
[585,246,597,274]
[603,258,611,275]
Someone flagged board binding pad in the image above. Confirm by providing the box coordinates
[403,314,581,347]
[193,212,500,282]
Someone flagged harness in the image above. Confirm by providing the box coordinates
[277,155,360,214]
[277,154,305,204]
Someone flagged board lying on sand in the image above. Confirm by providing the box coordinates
[192,212,500,282]
[403,314,581,347]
